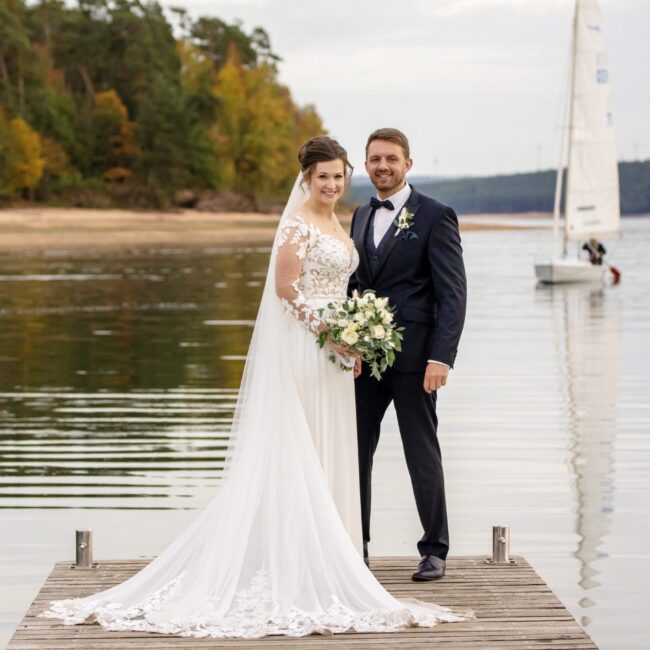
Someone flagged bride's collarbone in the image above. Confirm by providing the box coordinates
[298,214,348,242]
[316,226,353,252]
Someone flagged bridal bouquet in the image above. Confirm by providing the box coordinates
[318,290,404,380]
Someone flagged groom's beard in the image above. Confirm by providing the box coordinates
[370,170,406,195]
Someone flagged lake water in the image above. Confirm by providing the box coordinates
[1,217,649,649]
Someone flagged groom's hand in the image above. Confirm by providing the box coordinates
[423,362,449,393]
[353,356,362,378]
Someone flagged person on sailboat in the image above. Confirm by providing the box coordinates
[582,238,607,266]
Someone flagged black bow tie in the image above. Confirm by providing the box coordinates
[370,197,395,211]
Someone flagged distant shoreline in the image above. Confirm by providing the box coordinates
[0,207,545,251]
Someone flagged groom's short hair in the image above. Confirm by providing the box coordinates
[366,128,410,159]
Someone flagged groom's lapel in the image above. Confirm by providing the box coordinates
[354,202,374,280]
[372,186,422,281]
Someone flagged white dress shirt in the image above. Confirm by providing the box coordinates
[373,183,412,247]
[373,183,449,370]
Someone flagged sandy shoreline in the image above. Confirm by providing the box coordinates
[0,206,543,251]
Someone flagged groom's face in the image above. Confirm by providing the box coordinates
[365,140,413,196]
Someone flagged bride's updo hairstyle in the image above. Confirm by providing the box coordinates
[298,136,353,184]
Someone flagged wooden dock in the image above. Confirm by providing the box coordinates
[8,556,597,649]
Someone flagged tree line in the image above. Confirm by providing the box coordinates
[348,160,650,215]
[0,0,324,208]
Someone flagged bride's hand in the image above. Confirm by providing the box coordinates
[326,342,360,370]
[327,341,352,358]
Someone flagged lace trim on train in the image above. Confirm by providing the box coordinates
[41,569,470,639]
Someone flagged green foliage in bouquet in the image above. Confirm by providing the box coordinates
[318,290,404,380]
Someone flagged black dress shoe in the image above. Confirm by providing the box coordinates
[363,542,369,568]
[411,555,445,581]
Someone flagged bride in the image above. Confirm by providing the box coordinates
[42,136,470,638]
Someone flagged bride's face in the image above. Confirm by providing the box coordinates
[307,159,346,206]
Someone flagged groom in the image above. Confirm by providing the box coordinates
[349,128,467,581]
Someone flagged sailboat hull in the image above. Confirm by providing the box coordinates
[535,259,608,284]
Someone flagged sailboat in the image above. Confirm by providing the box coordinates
[535,0,620,284]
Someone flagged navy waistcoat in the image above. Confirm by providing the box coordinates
[364,210,395,278]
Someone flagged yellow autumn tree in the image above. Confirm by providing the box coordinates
[213,50,324,204]
[0,109,9,196]
[211,51,247,191]
[293,104,325,153]
[91,90,139,182]
[41,136,72,177]
[177,38,214,96]
[0,109,45,196]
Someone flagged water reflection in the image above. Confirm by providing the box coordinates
[544,283,619,625]
[0,246,269,511]
[0,389,237,509]
[0,247,269,392]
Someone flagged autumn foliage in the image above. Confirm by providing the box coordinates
[0,109,45,196]
[0,0,325,207]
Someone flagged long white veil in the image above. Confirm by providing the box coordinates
[224,173,309,472]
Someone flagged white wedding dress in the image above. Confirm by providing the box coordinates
[41,177,469,638]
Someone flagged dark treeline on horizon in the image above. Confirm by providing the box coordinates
[0,0,324,208]
[349,160,650,215]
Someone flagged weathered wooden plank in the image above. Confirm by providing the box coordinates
[8,556,597,649]
[7,637,599,649]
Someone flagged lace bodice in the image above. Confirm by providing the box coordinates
[275,215,359,333]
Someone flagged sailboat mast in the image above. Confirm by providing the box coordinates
[563,0,580,258]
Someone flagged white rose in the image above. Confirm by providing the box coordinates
[381,313,392,324]
[354,312,365,322]
[337,319,349,328]
[341,328,359,345]
[372,325,386,339]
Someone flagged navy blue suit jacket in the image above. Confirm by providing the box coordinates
[349,185,467,372]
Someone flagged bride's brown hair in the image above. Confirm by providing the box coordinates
[298,136,353,182]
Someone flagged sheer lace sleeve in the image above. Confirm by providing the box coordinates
[275,217,324,334]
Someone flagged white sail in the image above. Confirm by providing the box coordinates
[565,0,620,241]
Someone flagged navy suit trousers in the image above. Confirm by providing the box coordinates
[354,364,449,559]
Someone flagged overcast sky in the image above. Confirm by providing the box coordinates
[164,0,649,177]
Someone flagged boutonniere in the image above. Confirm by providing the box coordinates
[393,207,415,237]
